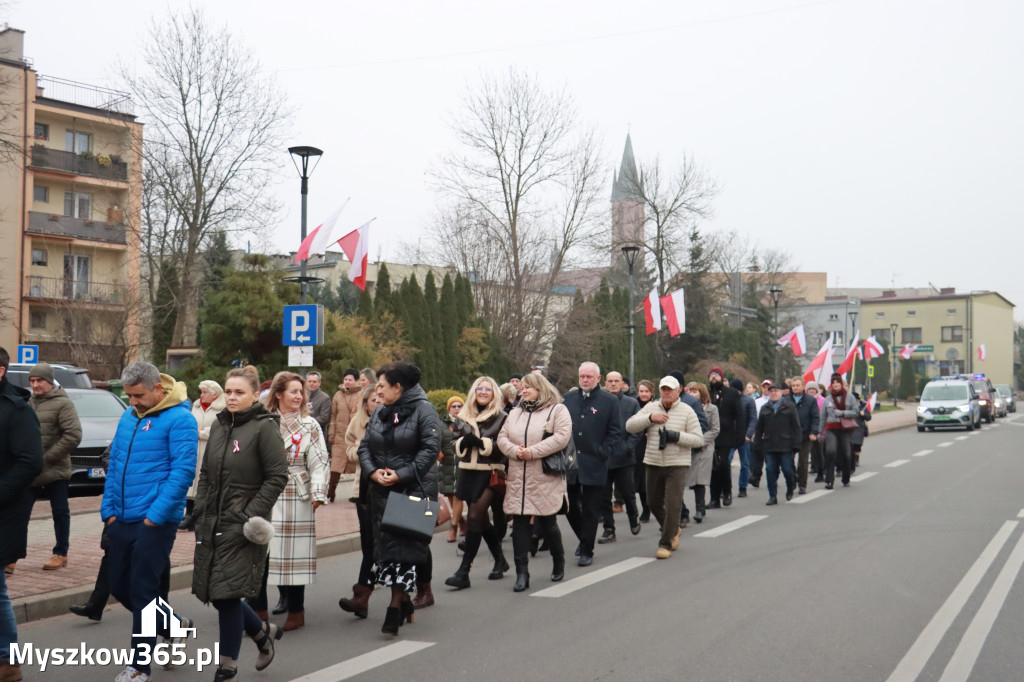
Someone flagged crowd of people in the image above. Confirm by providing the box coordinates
[0,344,872,681]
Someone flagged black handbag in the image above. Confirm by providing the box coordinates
[540,406,578,476]
[380,465,439,543]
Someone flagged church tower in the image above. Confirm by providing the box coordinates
[610,133,645,268]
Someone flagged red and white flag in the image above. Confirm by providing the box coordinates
[899,344,918,360]
[777,324,806,356]
[643,288,662,335]
[866,392,878,414]
[837,329,861,375]
[802,333,835,387]
[863,336,885,361]
[336,219,375,291]
[292,200,349,263]
[978,344,986,361]
[856,343,864,360]
[659,289,685,337]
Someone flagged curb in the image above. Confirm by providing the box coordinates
[12,524,451,625]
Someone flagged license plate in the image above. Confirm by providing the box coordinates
[932,416,951,421]
[88,467,106,478]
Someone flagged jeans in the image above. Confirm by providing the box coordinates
[601,466,638,531]
[213,599,264,660]
[646,465,688,550]
[0,571,14,663]
[728,442,751,489]
[566,484,604,557]
[764,451,796,499]
[106,520,182,675]
[36,481,71,556]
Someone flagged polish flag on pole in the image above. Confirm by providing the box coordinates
[777,324,806,356]
[865,392,878,414]
[899,344,918,360]
[335,219,376,291]
[863,336,885,361]
[802,333,835,387]
[643,288,662,335]
[978,344,986,361]
[856,343,864,360]
[659,289,685,337]
[292,200,349,263]
[837,329,861,375]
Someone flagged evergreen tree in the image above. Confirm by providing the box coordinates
[454,274,474,331]
[439,274,460,387]
[898,358,918,399]
[151,260,179,367]
[374,263,393,315]
[356,287,374,319]
[422,272,446,387]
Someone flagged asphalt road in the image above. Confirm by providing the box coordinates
[13,414,1024,681]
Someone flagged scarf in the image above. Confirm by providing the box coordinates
[830,389,847,411]
[519,398,541,413]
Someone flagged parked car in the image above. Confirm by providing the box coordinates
[6,363,93,389]
[995,384,1016,413]
[917,379,981,431]
[63,387,128,494]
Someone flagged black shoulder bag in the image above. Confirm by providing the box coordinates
[540,405,578,476]
[381,462,439,543]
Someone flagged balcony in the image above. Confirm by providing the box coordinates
[27,211,126,245]
[31,145,128,182]
[36,76,135,116]
[25,276,127,307]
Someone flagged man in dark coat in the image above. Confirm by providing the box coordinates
[598,371,641,543]
[562,362,622,567]
[785,376,820,495]
[754,381,802,504]
[304,370,332,437]
[707,367,745,508]
[0,347,44,680]
[730,378,757,498]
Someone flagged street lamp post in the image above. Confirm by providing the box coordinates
[890,322,899,406]
[287,146,324,305]
[621,245,641,387]
[768,286,783,380]
[848,310,858,391]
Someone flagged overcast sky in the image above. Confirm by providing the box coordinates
[11,0,1023,318]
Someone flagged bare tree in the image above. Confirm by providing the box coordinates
[122,7,290,348]
[429,68,605,368]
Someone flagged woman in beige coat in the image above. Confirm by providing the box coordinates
[181,380,225,530]
[496,373,572,592]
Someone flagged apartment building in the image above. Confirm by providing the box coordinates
[0,28,142,379]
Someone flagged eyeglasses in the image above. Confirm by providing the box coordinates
[450,404,463,409]
[475,387,493,393]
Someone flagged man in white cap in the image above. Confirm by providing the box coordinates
[626,376,704,559]
[748,379,772,488]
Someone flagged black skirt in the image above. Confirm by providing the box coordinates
[456,468,501,503]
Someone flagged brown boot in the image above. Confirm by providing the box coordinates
[0,660,22,682]
[43,554,68,570]
[283,610,304,631]
[338,583,372,619]
[411,581,434,609]
[254,610,269,621]
[327,471,341,502]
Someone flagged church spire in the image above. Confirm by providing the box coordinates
[611,132,639,202]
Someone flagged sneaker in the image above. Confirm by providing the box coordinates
[737,488,747,498]
[597,530,616,545]
[798,487,807,495]
[114,666,149,681]
[656,547,671,559]
[43,554,68,570]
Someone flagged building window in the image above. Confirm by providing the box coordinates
[63,254,90,298]
[34,123,49,140]
[31,248,47,266]
[64,191,92,219]
[906,310,916,318]
[942,326,964,342]
[875,311,885,319]
[871,328,891,343]
[827,313,839,321]
[29,308,47,329]
[833,331,844,344]
[33,185,49,203]
[947,308,957,316]
[65,130,91,153]
[901,327,923,344]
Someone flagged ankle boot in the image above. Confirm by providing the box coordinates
[399,593,415,624]
[381,606,402,635]
[694,486,706,523]
[283,610,304,631]
[411,581,434,609]
[69,601,103,621]
[513,572,530,592]
[251,620,283,671]
[272,589,289,615]
[213,661,238,681]
[327,471,341,502]
[484,526,509,580]
[444,564,471,590]
[546,522,565,581]
[339,583,373,618]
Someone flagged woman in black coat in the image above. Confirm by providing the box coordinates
[192,368,288,680]
[358,363,441,635]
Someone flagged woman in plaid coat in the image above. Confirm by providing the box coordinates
[258,372,329,632]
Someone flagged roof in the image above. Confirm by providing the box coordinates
[860,291,1015,308]
[610,133,639,202]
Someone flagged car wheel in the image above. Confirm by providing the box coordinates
[966,420,974,432]
[986,413,993,423]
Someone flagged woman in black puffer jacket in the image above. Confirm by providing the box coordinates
[357,363,441,636]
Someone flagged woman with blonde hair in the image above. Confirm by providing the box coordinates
[444,376,509,589]
[683,382,720,524]
[252,372,329,631]
[497,372,571,591]
[181,379,226,530]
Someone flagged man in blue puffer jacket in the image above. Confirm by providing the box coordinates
[102,362,197,682]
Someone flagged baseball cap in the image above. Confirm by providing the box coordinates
[659,376,680,390]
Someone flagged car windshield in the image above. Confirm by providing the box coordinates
[921,384,969,401]
[995,385,1012,397]
[67,391,127,418]
[969,380,989,394]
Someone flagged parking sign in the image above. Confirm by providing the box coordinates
[282,305,324,346]
[17,345,39,364]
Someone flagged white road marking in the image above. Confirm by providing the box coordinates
[911,449,933,457]
[885,459,910,468]
[1018,509,1024,519]
[955,436,969,441]
[789,489,833,504]
[531,557,655,598]
[886,521,1018,682]
[939,528,1024,682]
[850,471,878,482]
[693,515,767,538]
[937,442,953,447]
[288,640,435,681]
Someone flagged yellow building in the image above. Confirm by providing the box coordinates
[0,28,142,379]
[859,289,1015,385]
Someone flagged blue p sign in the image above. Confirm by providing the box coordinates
[17,345,39,364]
